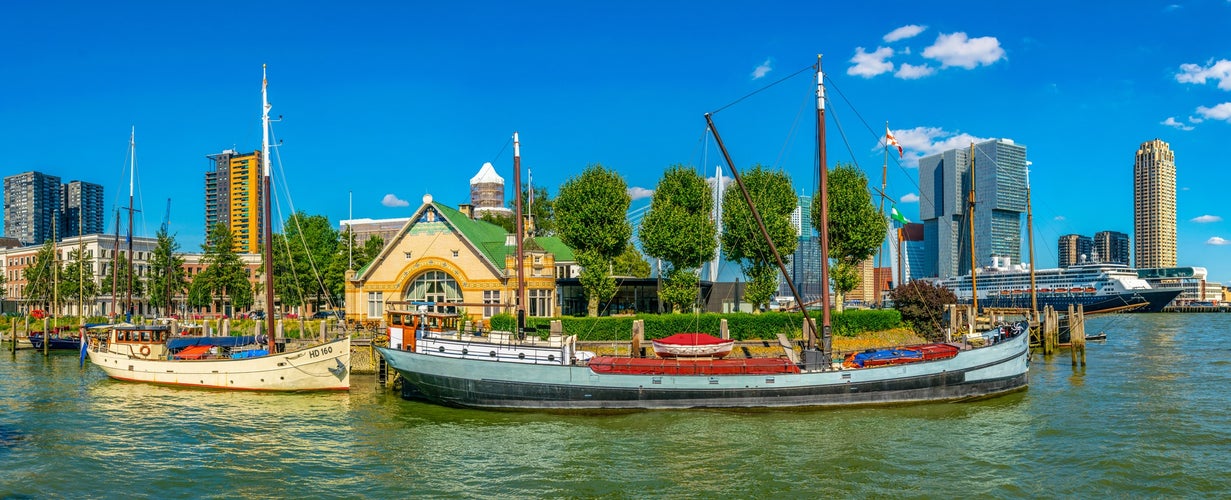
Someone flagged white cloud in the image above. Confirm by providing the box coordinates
[628,187,654,200]
[887,126,993,161]
[848,47,894,78]
[1189,115,1205,124]
[922,32,1006,69]
[899,193,919,203]
[1196,102,1231,122]
[1207,236,1230,246]
[381,194,409,207]
[1176,59,1231,90]
[751,58,772,80]
[1053,216,1066,221]
[1162,117,1194,130]
[895,63,935,79]
[884,25,927,43]
[1192,214,1223,223]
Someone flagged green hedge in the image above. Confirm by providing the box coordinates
[485,309,901,341]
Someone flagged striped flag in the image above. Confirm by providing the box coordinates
[885,126,903,158]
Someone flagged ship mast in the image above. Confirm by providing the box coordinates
[513,132,526,336]
[126,127,136,321]
[261,64,276,354]
[967,143,979,314]
[815,55,832,360]
[1025,165,1038,322]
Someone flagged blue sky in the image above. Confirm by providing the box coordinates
[3,1,1230,281]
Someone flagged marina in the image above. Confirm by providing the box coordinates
[2,313,1229,497]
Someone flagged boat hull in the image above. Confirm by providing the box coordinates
[966,288,1181,313]
[87,336,351,391]
[377,332,1029,410]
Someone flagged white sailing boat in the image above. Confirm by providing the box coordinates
[86,65,351,391]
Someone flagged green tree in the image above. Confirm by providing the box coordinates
[146,227,188,317]
[814,163,887,312]
[272,212,339,312]
[611,243,651,278]
[555,164,631,316]
[721,165,797,312]
[23,241,57,313]
[639,165,717,312]
[889,280,955,341]
[100,251,145,316]
[60,247,98,317]
[188,223,252,316]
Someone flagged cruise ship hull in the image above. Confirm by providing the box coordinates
[964,288,1181,313]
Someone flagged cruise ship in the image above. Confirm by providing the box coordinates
[935,257,1181,313]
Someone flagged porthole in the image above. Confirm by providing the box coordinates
[438,346,445,353]
[462,348,468,355]
[489,351,497,358]
[548,354,555,362]
[518,353,525,359]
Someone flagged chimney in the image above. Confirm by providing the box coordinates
[458,203,474,219]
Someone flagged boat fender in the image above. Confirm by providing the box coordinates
[139,345,151,356]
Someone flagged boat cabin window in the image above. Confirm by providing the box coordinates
[142,331,151,342]
[391,314,403,326]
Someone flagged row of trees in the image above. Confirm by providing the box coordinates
[19,215,385,318]
[548,162,886,316]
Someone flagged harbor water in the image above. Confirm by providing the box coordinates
[2,313,1229,498]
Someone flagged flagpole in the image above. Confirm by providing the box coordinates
[877,121,888,305]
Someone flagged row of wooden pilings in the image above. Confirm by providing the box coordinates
[944,303,1087,367]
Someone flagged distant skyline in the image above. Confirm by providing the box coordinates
[2,1,1229,281]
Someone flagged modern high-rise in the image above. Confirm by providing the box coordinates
[63,180,105,237]
[4,171,63,244]
[899,222,925,283]
[1094,230,1131,266]
[205,149,264,253]
[1133,139,1176,268]
[919,139,1028,278]
[779,194,823,303]
[1057,234,1093,267]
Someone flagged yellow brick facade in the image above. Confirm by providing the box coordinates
[344,203,561,327]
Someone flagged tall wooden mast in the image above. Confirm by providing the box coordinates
[815,55,832,360]
[967,143,979,314]
[513,132,526,334]
[261,64,276,353]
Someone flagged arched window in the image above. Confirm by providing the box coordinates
[404,270,463,313]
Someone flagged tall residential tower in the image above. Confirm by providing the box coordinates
[1132,139,1176,268]
[205,149,264,253]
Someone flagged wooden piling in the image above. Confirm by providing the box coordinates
[631,320,643,358]
[720,319,729,340]
[1071,304,1086,367]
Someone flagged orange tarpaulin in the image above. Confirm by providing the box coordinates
[174,345,213,360]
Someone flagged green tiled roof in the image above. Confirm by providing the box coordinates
[432,203,511,270]
[433,203,577,267]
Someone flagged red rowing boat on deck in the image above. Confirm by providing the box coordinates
[651,333,735,358]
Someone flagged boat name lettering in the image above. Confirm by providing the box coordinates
[308,346,334,359]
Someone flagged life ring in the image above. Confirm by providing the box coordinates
[139,345,151,356]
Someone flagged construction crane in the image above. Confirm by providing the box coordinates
[160,198,171,234]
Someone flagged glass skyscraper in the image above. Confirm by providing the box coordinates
[918,139,1028,278]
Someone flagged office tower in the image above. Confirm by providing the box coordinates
[63,180,105,237]
[205,149,264,253]
[1133,139,1176,268]
[779,194,823,303]
[900,223,925,283]
[1057,234,1093,267]
[4,171,63,244]
[919,139,1028,278]
[1094,230,1131,266]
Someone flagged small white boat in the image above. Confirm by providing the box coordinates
[651,333,735,358]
